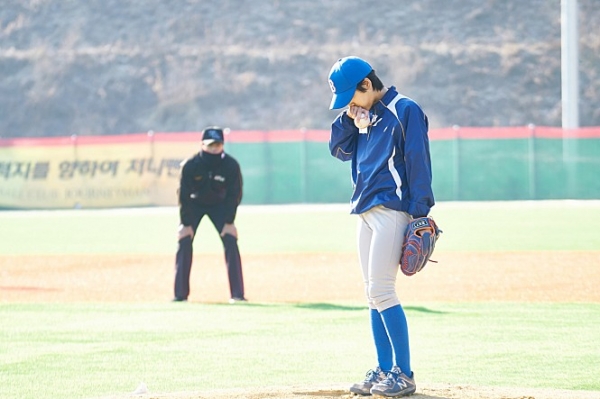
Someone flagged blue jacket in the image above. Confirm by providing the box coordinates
[329,86,434,217]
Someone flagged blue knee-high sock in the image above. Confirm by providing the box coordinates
[370,309,393,371]
[380,305,411,375]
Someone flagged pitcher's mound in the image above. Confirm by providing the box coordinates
[97,383,599,399]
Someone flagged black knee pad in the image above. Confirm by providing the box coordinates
[178,235,193,250]
[221,234,238,246]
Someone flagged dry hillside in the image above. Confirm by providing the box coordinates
[0,0,599,138]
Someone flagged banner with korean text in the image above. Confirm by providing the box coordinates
[0,133,196,209]
[1,127,599,209]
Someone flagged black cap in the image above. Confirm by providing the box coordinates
[202,126,224,144]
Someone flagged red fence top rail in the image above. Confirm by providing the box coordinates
[2,127,600,147]
[428,126,600,140]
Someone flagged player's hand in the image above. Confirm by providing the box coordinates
[178,224,194,240]
[346,105,369,120]
[221,223,238,238]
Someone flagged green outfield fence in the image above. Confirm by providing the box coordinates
[226,126,600,203]
[1,126,599,208]
[428,125,600,201]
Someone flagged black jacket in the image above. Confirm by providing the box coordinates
[178,151,243,226]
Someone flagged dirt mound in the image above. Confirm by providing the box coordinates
[94,383,600,399]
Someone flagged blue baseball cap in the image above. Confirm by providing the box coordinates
[328,56,373,109]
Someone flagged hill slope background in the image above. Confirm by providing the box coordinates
[0,0,599,138]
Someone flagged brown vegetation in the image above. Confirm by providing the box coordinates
[1,0,599,138]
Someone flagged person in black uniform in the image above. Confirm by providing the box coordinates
[173,126,246,303]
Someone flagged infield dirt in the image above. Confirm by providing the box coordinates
[1,252,598,304]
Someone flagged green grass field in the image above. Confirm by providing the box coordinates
[1,200,599,255]
[1,201,599,399]
[1,302,599,399]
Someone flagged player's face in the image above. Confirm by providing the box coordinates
[348,79,374,110]
[201,142,224,154]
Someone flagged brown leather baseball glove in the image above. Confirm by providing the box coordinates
[400,216,442,276]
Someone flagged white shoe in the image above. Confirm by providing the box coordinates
[349,367,384,395]
[370,366,416,397]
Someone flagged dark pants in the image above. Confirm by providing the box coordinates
[174,206,245,300]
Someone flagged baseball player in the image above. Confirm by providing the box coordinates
[173,126,246,303]
[327,56,434,397]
